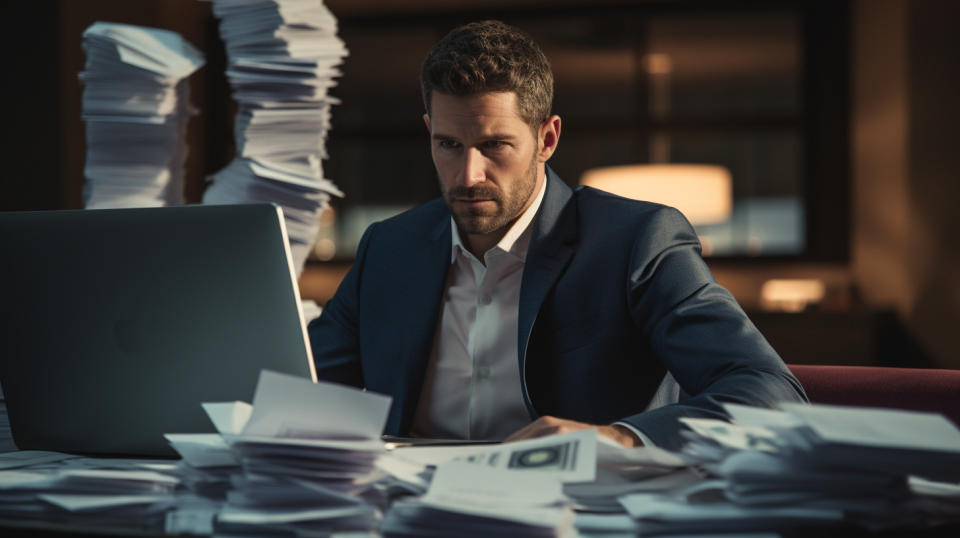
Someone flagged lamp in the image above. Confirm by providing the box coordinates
[760,279,826,312]
[579,164,733,225]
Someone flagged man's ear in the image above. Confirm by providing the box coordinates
[537,115,562,163]
[423,113,432,134]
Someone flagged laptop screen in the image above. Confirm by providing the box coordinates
[0,204,316,457]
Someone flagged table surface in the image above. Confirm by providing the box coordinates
[3,397,960,538]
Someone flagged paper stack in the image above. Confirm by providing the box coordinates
[720,403,960,529]
[0,461,180,533]
[166,370,392,536]
[381,462,576,538]
[378,431,599,537]
[80,22,204,209]
[566,438,698,514]
[202,0,348,275]
[618,402,960,534]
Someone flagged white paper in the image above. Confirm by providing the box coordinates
[679,418,779,452]
[391,429,596,483]
[574,513,639,532]
[418,462,570,528]
[374,454,430,489]
[228,435,385,453]
[242,370,391,440]
[910,475,960,497]
[84,22,204,79]
[779,402,960,452]
[0,470,56,489]
[724,403,804,428]
[164,498,218,535]
[60,469,180,487]
[0,450,78,470]
[165,433,238,468]
[201,402,253,435]
[424,461,565,508]
[38,493,172,512]
[619,492,844,523]
[596,435,688,467]
[217,504,374,524]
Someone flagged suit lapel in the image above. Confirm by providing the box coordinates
[391,214,451,434]
[518,167,577,415]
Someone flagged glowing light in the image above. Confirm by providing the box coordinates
[579,164,733,225]
[760,279,826,312]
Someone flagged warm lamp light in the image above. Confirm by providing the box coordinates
[579,164,732,225]
[760,279,826,312]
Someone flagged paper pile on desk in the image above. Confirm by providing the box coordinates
[0,461,181,533]
[79,22,204,208]
[167,370,391,536]
[566,437,699,513]
[387,428,598,484]
[719,403,960,528]
[382,461,576,537]
[202,0,348,275]
[617,402,960,534]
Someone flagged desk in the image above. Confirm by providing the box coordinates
[2,517,959,537]
[4,400,960,537]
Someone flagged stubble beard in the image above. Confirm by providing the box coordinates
[444,155,539,237]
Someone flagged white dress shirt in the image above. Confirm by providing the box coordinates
[410,177,674,443]
[411,177,547,440]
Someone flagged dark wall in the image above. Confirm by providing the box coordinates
[0,0,229,212]
[2,3,63,211]
[905,0,960,366]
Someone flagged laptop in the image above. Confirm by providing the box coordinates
[0,204,317,457]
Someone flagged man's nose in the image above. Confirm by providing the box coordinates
[460,147,486,187]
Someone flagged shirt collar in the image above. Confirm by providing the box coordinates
[450,173,547,264]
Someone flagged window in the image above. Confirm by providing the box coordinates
[321,1,849,261]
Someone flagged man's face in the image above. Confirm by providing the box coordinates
[425,91,543,246]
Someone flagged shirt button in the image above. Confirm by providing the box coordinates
[475,366,490,379]
[478,293,492,306]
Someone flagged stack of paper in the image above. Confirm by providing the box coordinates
[79,22,204,208]
[636,402,960,533]
[0,467,179,533]
[619,479,844,535]
[166,370,392,536]
[202,0,348,275]
[583,438,694,498]
[381,462,576,537]
[720,403,960,528]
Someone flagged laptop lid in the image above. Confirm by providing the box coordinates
[0,203,317,457]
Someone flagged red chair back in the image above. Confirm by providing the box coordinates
[787,364,960,427]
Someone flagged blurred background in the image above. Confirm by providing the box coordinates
[2,0,957,370]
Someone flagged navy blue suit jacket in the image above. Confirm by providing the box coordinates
[308,167,806,448]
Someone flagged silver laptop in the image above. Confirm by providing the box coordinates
[0,204,317,457]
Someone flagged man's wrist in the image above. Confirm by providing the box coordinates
[608,423,644,447]
[611,421,657,447]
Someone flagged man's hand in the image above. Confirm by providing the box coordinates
[503,415,643,448]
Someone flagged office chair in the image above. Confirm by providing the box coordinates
[787,364,960,427]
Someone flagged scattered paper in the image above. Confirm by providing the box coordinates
[164,434,238,468]
[0,450,79,470]
[201,402,253,436]
[392,429,597,483]
[242,370,391,439]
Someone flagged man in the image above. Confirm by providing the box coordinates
[308,20,806,450]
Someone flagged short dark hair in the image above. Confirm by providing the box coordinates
[420,20,554,127]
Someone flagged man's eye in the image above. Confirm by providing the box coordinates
[482,141,508,150]
[438,139,461,150]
